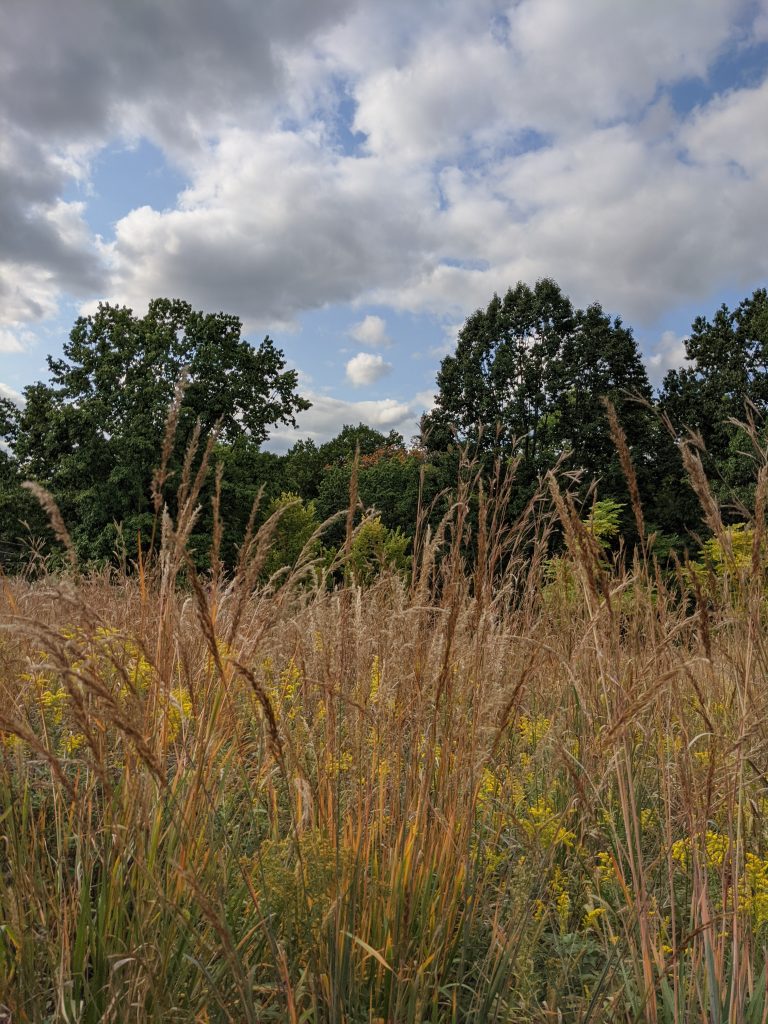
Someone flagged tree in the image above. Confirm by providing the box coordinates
[423,280,576,464]
[12,299,310,562]
[346,517,411,586]
[0,398,48,570]
[423,280,655,531]
[261,492,322,581]
[659,289,768,523]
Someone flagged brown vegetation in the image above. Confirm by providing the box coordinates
[2,438,768,1022]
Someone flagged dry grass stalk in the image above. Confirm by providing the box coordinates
[20,482,78,572]
[3,421,768,1023]
[603,397,645,542]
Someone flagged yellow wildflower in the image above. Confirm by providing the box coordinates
[39,687,68,725]
[521,797,575,849]
[583,907,605,930]
[369,655,380,703]
[519,714,550,747]
[62,732,86,755]
[167,688,193,741]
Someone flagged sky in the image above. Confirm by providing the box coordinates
[2,0,768,451]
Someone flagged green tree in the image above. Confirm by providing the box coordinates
[423,280,576,464]
[659,289,768,525]
[346,516,411,586]
[12,299,310,562]
[313,429,430,546]
[0,397,48,570]
[423,280,655,533]
[261,492,322,580]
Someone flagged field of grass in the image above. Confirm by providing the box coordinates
[2,453,768,1022]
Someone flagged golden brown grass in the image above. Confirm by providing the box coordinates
[2,455,768,1022]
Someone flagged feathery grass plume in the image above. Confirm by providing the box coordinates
[603,397,645,543]
[151,369,188,515]
[20,481,78,572]
[344,443,360,563]
[679,434,730,556]
[5,410,768,1021]
[209,461,224,599]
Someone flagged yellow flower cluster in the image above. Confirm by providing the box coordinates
[596,850,616,885]
[166,688,193,741]
[534,866,571,933]
[326,749,353,779]
[369,654,380,703]
[39,687,68,725]
[583,906,605,930]
[740,853,768,928]
[475,764,524,814]
[670,831,768,929]
[518,714,551,747]
[265,657,302,723]
[521,796,575,849]
[671,830,730,871]
[61,732,86,755]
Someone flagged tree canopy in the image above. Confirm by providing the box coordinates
[2,284,767,573]
[11,298,309,561]
[422,279,656,533]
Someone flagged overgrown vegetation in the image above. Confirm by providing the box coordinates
[2,407,768,1022]
[2,282,768,571]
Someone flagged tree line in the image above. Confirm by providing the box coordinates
[1,283,766,574]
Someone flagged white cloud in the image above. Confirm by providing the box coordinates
[0,382,24,405]
[682,76,768,175]
[753,0,768,40]
[349,314,391,347]
[345,351,393,387]
[349,0,738,160]
[648,330,689,384]
[1,0,767,362]
[371,85,768,324]
[265,391,420,452]
[95,71,768,340]
[99,128,438,327]
[0,127,104,339]
[0,328,25,354]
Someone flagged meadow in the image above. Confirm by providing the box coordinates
[2,439,768,1023]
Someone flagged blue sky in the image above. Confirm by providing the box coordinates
[2,0,768,450]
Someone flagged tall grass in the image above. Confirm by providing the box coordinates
[2,438,768,1022]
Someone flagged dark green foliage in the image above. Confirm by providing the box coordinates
[10,299,309,563]
[3,283,768,575]
[423,279,656,537]
[659,289,768,524]
[212,438,287,567]
[0,397,47,570]
[261,492,322,580]
[346,516,411,585]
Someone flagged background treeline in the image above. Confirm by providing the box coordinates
[1,282,767,574]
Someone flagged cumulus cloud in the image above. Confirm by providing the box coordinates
[349,314,392,347]
[350,0,738,159]
[0,0,358,342]
[345,352,393,387]
[97,128,438,327]
[2,0,768,363]
[1,0,358,154]
[0,382,24,406]
[0,328,25,354]
[266,391,420,452]
[648,330,689,384]
[101,58,768,336]
[0,129,105,335]
[372,85,768,324]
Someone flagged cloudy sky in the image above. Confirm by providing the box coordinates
[2,0,768,449]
